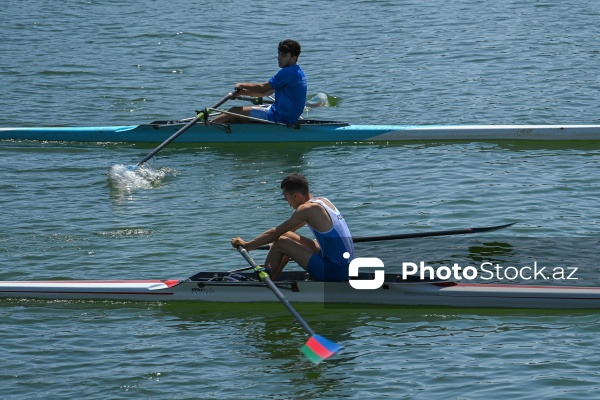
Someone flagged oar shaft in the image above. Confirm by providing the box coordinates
[255,223,515,250]
[353,222,515,243]
[237,246,315,336]
[234,95,274,105]
[235,93,329,108]
[137,117,200,166]
[137,92,234,166]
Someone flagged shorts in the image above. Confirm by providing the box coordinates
[307,253,349,282]
[249,105,276,122]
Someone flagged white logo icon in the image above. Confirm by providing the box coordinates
[348,257,385,290]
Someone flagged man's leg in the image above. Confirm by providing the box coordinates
[211,106,252,124]
[265,232,320,279]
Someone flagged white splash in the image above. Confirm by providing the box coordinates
[108,163,172,191]
[305,92,330,108]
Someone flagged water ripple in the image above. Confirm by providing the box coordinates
[3,0,600,398]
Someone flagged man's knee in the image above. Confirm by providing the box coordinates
[272,235,294,250]
[228,106,244,114]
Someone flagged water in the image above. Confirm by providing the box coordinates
[2,0,600,398]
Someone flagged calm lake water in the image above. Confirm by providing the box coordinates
[2,0,600,399]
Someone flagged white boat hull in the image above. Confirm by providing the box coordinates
[2,272,600,309]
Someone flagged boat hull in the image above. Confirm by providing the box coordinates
[2,121,600,143]
[2,272,600,309]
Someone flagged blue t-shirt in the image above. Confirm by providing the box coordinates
[268,65,307,124]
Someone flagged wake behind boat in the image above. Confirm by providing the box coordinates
[2,120,600,143]
[2,270,600,309]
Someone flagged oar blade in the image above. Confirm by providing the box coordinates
[470,222,515,233]
[301,334,343,364]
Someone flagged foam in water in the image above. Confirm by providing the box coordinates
[303,93,340,116]
[305,92,330,108]
[107,163,172,190]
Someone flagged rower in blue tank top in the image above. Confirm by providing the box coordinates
[304,198,354,281]
[232,173,354,281]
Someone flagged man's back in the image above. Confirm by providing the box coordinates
[269,64,307,124]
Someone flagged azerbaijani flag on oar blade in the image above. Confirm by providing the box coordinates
[301,335,343,363]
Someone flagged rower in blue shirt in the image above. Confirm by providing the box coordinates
[212,39,307,125]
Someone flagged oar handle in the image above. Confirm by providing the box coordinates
[236,245,316,336]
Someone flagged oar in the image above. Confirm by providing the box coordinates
[236,245,342,363]
[131,92,235,169]
[353,222,515,243]
[234,95,274,105]
[255,222,515,250]
[235,92,332,108]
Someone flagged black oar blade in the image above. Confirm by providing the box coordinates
[470,222,515,233]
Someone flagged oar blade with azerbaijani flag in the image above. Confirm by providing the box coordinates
[301,334,343,364]
[236,246,342,363]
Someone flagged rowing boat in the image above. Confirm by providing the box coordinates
[2,271,599,309]
[2,120,600,143]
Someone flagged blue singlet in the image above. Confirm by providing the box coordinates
[306,198,354,281]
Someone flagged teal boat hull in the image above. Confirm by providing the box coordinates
[2,121,600,143]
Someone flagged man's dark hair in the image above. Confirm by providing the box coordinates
[278,39,301,58]
[281,172,309,195]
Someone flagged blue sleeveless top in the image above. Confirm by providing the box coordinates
[306,197,354,266]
